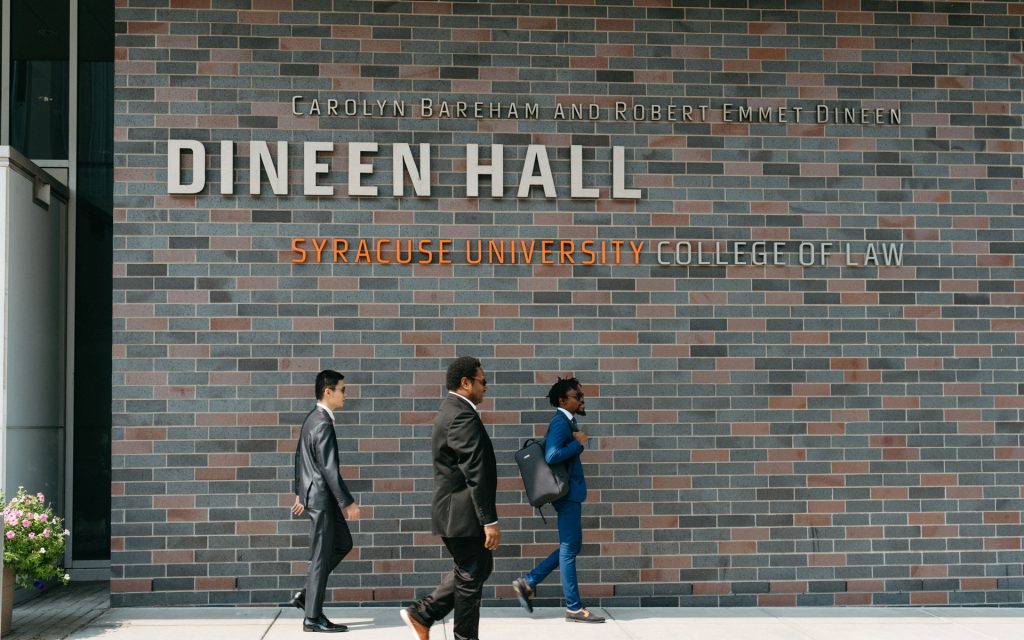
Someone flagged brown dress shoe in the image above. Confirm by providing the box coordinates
[566,608,606,623]
[399,607,430,640]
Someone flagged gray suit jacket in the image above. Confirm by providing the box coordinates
[431,394,498,537]
[294,406,355,510]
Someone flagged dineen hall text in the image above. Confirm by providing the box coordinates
[166,140,642,200]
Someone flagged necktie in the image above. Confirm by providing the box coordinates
[570,417,578,431]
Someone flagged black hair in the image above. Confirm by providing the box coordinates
[547,376,581,407]
[446,356,482,391]
[315,369,344,400]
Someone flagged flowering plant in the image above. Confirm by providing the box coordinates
[1,487,70,589]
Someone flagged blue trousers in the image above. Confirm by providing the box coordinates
[524,500,583,611]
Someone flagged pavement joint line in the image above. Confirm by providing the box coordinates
[257,608,281,640]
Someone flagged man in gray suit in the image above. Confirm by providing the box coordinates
[291,369,362,633]
[400,356,499,640]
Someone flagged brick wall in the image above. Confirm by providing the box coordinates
[113,0,1024,607]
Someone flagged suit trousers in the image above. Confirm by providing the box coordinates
[410,536,493,640]
[304,502,353,618]
[524,500,583,610]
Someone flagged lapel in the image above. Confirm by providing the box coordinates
[313,404,335,432]
[555,409,576,431]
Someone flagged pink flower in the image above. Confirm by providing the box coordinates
[4,531,13,539]
[36,493,44,502]
[40,514,48,522]
[22,519,30,527]
[28,532,35,539]
[43,529,51,538]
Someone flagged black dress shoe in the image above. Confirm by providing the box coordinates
[511,577,534,613]
[303,615,347,633]
[289,589,306,611]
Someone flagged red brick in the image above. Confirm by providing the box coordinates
[196,577,236,590]
[112,579,153,593]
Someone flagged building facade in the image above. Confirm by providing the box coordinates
[0,0,114,590]
[111,1,1023,607]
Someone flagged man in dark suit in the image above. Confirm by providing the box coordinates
[400,356,499,640]
[511,377,604,623]
[290,369,362,633]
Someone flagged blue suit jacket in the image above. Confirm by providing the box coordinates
[544,410,587,504]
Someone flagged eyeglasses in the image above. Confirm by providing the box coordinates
[567,391,584,400]
[472,377,488,386]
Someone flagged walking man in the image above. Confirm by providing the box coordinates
[401,356,500,640]
[511,377,604,623]
[291,369,362,632]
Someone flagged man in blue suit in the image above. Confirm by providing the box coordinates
[512,377,605,623]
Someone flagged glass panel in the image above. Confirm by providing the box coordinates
[72,0,113,562]
[1,3,5,138]
[9,0,70,160]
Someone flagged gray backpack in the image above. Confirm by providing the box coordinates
[515,438,569,522]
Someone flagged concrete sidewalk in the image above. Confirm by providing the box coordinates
[62,606,1024,640]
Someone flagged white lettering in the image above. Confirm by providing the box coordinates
[570,145,599,199]
[466,144,504,198]
[517,145,556,198]
[167,139,206,195]
[612,146,641,199]
[250,141,288,195]
[348,142,378,196]
[303,142,334,196]
[393,143,431,197]
[219,140,233,195]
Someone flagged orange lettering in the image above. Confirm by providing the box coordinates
[312,238,328,263]
[520,240,535,263]
[418,239,433,264]
[629,240,644,264]
[466,240,483,265]
[291,238,307,263]
[376,239,391,264]
[488,240,505,264]
[396,239,413,264]
[333,239,349,263]
[559,240,575,264]
[611,240,624,264]
[581,240,595,265]
[356,239,372,263]
[541,239,554,265]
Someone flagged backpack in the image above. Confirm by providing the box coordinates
[514,438,569,522]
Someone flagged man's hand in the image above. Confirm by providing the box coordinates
[483,523,501,551]
[291,496,304,517]
[573,431,589,446]
[343,503,362,521]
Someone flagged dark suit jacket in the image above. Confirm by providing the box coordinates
[294,405,355,510]
[430,393,498,537]
[544,410,587,504]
